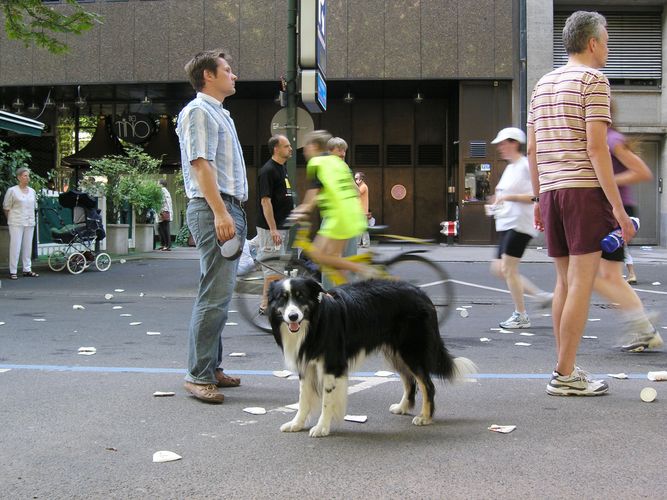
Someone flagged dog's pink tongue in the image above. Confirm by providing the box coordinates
[288,322,300,332]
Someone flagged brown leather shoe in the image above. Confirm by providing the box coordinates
[215,369,241,388]
[184,382,225,404]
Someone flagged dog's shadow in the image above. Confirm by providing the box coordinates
[304,417,487,442]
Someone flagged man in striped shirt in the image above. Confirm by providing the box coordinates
[177,50,248,404]
[527,11,635,397]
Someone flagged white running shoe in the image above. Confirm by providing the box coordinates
[621,330,664,353]
[499,311,531,329]
[546,367,609,396]
[621,311,663,352]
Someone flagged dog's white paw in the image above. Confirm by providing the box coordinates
[308,424,330,437]
[389,403,410,415]
[411,415,433,426]
[280,420,304,433]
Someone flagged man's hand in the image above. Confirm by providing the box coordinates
[613,206,636,244]
[215,211,236,243]
[533,204,544,232]
[270,229,282,246]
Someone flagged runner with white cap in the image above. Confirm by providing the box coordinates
[488,127,553,329]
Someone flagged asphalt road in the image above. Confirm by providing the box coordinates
[1,255,666,499]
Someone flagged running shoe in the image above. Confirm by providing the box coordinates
[546,367,609,396]
[499,311,531,329]
[621,330,663,353]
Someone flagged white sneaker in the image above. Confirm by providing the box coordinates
[621,330,664,353]
[547,367,609,396]
[621,312,663,352]
[499,311,531,329]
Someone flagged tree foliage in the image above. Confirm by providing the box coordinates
[0,140,47,224]
[1,0,101,54]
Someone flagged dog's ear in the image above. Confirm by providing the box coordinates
[306,278,325,302]
[268,279,283,302]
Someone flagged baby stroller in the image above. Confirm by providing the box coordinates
[47,190,111,274]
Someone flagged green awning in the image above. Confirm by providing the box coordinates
[0,111,45,136]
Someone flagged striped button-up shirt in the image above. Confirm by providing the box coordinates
[527,65,611,193]
[176,92,248,201]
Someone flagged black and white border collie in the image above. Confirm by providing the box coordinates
[268,277,476,437]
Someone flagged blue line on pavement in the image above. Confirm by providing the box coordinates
[0,364,651,380]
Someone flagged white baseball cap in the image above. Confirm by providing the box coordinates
[491,127,526,144]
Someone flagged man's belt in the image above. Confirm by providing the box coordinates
[220,192,244,207]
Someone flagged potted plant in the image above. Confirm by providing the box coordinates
[0,140,46,263]
[124,177,163,252]
[85,146,160,254]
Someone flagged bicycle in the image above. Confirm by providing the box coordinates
[235,222,454,333]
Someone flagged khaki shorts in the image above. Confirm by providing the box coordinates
[256,227,288,277]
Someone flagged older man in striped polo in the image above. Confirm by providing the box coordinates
[527,11,635,397]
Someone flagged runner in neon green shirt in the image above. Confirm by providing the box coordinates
[293,130,369,279]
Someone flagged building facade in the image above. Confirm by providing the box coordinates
[1,0,664,246]
[528,0,666,247]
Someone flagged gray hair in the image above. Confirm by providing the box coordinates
[15,167,30,177]
[305,130,333,151]
[327,137,348,152]
[562,11,607,55]
[158,179,167,187]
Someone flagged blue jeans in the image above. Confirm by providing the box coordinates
[185,197,246,384]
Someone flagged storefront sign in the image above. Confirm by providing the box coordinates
[114,114,155,144]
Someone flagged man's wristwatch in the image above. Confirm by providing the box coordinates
[531,196,540,203]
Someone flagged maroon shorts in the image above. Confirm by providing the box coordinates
[539,188,616,258]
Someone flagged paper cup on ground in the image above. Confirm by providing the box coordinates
[640,387,657,403]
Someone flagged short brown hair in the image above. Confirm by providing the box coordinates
[184,50,230,91]
[268,134,286,154]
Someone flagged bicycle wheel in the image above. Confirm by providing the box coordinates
[66,252,87,275]
[382,253,454,328]
[48,251,67,272]
[235,256,317,333]
[95,253,111,272]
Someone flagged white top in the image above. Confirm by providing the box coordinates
[3,185,37,226]
[493,156,537,237]
[160,187,173,214]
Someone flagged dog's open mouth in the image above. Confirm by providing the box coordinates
[287,321,301,333]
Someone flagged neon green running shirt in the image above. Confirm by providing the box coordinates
[306,154,367,240]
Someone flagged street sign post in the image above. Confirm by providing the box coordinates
[300,0,326,114]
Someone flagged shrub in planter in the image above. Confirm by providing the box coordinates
[84,146,160,223]
[123,177,163,224]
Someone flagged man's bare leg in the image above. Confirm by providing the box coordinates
[555,252,601,376]
[309,235,366,274]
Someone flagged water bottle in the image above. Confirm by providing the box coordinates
[600,217,640,253]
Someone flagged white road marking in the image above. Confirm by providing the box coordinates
[446,279,511,294]
[633,288,667,295]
